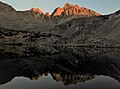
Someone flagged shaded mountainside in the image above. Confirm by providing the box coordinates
[0,1,53,31]
[0,1,120,46]
[52,10,120,46]
[0,1,100,31]
[0,27,63,45]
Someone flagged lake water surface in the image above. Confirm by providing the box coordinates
[0,46,120,89]
[0,75,120,89]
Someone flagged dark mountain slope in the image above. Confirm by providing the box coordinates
[51,10,120,46]
[0,1,120,47]
[0,1,101,31]
[0,1,53,31]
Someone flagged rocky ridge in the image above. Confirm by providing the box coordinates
[51,3,101,16]
[0,1,120,47]
[0,1,101,31]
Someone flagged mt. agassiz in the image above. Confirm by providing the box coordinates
[0,1,120,47]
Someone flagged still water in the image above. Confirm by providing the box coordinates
[0,75,120,89]
[0,45,120,89]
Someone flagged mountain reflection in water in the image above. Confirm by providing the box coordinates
[0,45,120,89]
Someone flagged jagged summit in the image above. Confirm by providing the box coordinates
[45,12,50,16]
[51,3,101,16]
[64,3,74,8]
[51,7,64,16]
[30,8,44,14]
[63,3,80,10]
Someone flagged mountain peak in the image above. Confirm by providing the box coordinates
[51,7,64,16]
[45,12,50,16]
[51,3,101,17]
[64,3,73,7]
[30,8,44,14]
[63,3,80,9]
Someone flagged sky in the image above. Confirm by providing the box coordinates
[0,0,120,15]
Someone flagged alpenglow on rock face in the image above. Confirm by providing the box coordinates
[51,3,101,16]
[30,8,44,14]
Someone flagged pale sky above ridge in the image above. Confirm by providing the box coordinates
[0,0,120,15]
